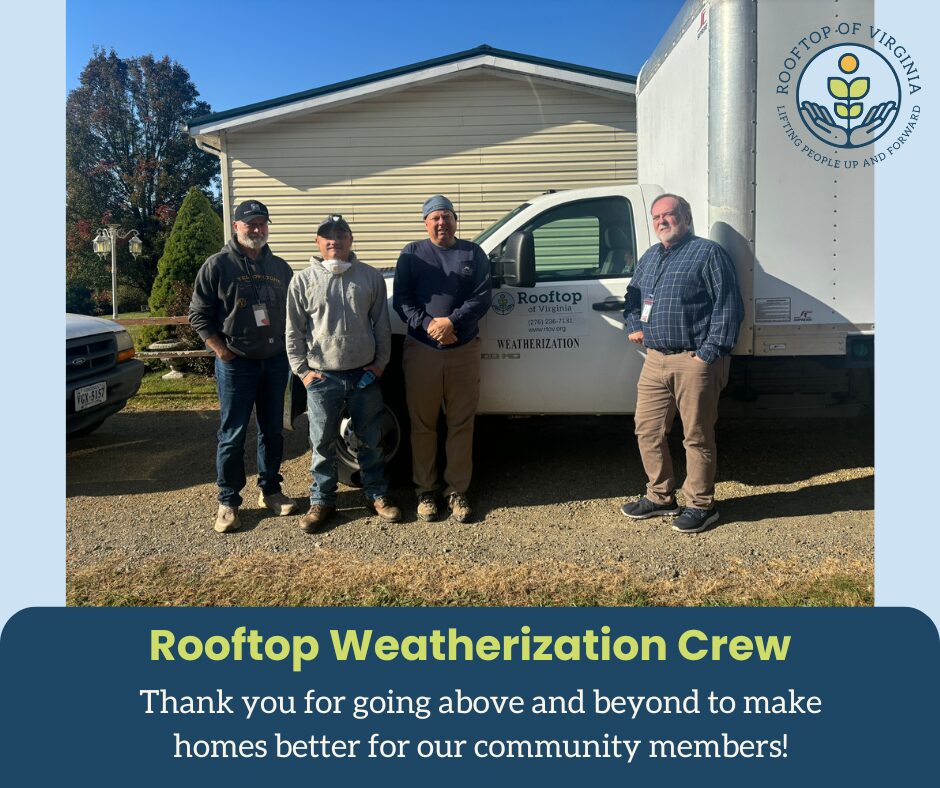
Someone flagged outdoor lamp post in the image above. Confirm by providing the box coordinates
[92,224,143,319]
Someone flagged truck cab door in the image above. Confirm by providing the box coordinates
[479,193,648,414]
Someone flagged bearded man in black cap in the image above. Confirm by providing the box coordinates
[190,199,298,533]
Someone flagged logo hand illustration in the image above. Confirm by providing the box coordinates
[799,101,849,146]
[800,100,898,148]
[849,101,898,145]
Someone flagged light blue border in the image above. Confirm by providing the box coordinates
[0,2,65,625]
[3,1,937,628]
[874,0,939,623]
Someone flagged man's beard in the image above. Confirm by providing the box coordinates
[238,232,266,251]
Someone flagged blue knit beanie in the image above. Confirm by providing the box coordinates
[422,194,457,219]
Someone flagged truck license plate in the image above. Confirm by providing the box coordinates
[75,382,107,412]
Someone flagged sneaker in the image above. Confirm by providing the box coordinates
[300,504,335,533]
[620,497,680,519]
[447,492,472,523]
[371,495,402,523]
[672,507,719,534]
[258,490,298,516]
[214,504,241,534]
[417,493,439,522]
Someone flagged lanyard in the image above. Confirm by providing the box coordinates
[239,253,266,304]
[647,246,673,297]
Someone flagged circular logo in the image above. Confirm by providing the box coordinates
[491,291,515,316]
[796,44,901,148]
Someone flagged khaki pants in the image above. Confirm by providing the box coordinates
[403,337,481,496]
[634,349,731,510]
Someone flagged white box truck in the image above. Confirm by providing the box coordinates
[328,0,890,481]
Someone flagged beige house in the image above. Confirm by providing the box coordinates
[187,45,637,270]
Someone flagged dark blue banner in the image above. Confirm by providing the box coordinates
[1,607,935,783]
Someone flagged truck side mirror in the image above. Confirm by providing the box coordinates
[496,230,536,288]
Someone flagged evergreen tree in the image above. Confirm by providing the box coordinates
[149,188,223,314]
[143,187,223,347]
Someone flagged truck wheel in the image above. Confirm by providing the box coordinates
[336,399,410,487]
[336,338,412,488]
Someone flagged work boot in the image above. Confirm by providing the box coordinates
[416,493,439,522]
[258,490,298,516]
[447,492,472,523]
[214,504,241,534]
[371,495,402,523]
[300,504,335,534]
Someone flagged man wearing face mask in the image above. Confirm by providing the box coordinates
[285,214,400,532]
[190,199,298,534]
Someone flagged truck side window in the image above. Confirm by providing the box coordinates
[520,197,636,282]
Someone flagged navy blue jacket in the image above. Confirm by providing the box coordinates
[393,238,492,349]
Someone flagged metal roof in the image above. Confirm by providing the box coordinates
[187,44,637,135]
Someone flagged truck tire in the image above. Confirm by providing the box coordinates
[336,361,412,488]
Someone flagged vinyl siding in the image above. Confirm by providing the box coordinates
[224,71,636,269]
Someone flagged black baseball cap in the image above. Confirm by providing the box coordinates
[233,200,271,223]
[317,214,352,236]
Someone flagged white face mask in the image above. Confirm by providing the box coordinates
[319,259,352,276]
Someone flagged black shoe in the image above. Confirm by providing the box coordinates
[620,497,680,519]
[672,507,719,533]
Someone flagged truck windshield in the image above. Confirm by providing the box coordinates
[472,203,530,246]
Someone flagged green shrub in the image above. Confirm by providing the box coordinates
[143,187,223,347]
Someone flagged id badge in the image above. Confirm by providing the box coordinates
[640,297,654,323]
[252,303,270,327]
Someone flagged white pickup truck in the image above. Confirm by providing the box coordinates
[67,313,145,436]
[307,0,880,483]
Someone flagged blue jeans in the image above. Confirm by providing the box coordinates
[306,370,387,505]
[215,353,290,507]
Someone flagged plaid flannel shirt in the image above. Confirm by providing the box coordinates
[623,233,744,364]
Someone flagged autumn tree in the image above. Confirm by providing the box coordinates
[66,49,219,311]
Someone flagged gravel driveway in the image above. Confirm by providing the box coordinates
[66,409,873,583]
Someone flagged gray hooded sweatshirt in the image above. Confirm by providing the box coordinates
[285,253,392,376]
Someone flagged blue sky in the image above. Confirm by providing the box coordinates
[67,0,686,114]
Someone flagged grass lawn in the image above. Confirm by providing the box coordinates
[126,370,218,411]
[67,554,873,607]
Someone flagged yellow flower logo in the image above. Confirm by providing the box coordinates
[828,51,869,120]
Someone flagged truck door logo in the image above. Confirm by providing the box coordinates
[491,291,516,315]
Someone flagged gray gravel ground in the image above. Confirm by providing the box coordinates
[66,410,873,582]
